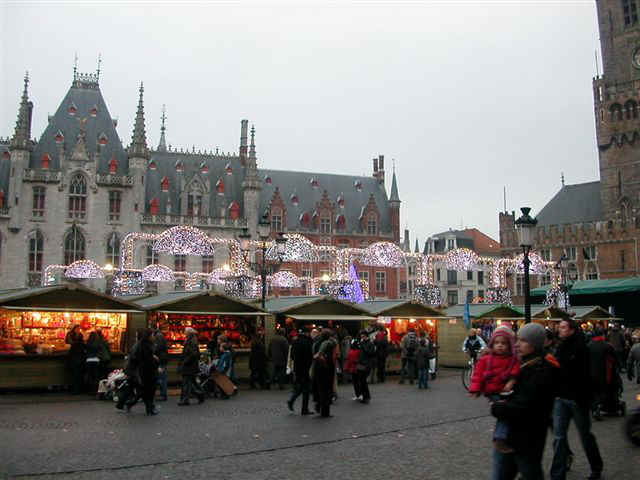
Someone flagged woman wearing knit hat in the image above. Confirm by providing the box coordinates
[490,322,561,480]
[469,325,520,453]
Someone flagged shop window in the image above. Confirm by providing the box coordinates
[32,186,45,217]
[367,216,377,235]
[447,290,458,306]
[202,255,214,274]
[146,246,158,266]
[109,190,121,222]
[375,271,386,293]
[64,226,85,265]
[106,232,120,269]
[466,270,473,281]
[447,270,457,285]
[27,230,44,287]
[0,311,127,355]
[478,271,484,285]
[68,174,87,219]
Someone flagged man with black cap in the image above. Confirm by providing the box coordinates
[550,319,603,480]
[287,328,314,415]
[491,323,560,479]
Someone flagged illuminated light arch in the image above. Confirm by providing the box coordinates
[360,242,405,267]
[65,260,105,279]
[508,252,549,275]
[141,264,175,282]
[266,233,318,263]
[153,226,214,256]
[269,270,301,288]
[444,248,480,271]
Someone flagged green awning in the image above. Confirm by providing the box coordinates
[531,277,640,297]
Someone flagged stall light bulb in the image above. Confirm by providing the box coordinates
[223,263,231,272]
[104,263,113,272]
[409,318,416,323]
[32,312,41,321]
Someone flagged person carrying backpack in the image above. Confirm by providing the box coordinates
[400,328,418,385]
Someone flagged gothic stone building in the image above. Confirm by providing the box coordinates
[500,0,640,302]
[0,70,402,297]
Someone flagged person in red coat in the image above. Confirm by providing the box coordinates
[469,325,520,453]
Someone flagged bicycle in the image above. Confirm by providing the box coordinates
[461,352,477,391]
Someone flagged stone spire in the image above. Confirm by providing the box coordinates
[242,124,261,188]
[158,104,167,152]
[390,165,400,203]
[414,238,420,253]
[129,82,149,159]
[248,124,257,167]
[10,72,33,151]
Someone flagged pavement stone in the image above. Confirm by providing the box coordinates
[1,371,638,479]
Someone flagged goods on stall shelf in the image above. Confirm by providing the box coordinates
[0,310,126,355]
[153,313,260,354]
[385,318,437,345]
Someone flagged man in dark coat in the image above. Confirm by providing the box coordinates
[589,328,619,415]
[154,329,169,401]
[249,335,269,389]
[550,319,603,480]
[354,330,375,404]
[312,329,337,418]
[491,323,560,479]
[287,329,314,415]
[374,327,389,383]
[607,325,625,371]
[178,328,205,406]
[268,329,289,390]
[65,325,86,394]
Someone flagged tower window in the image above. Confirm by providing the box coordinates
[623,0,638,26]
[64,226,85,265]
[32,186,45,217]
[68,174,87,219]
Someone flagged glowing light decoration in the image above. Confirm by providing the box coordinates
[207,267,232,285]
[141,264,175,282]
[445,248,479,271]
[361,242,405,267]
[65,260,105,279]
[414,284,442,306]
[509,252,548,275]
[338,264,365,303]
[185,272,201,291]
[269,271,301,288]
[153,226,215,256]
[485,287,513,305]
[267,233,318,263]
[111,271,145,296]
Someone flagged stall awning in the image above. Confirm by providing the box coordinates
[287,314,376,321]
[359,300,444,317]
[0,284,142,313]
[445,303,524,319]
[571,305,615,320]
[530,277,640,297]
[132,291,268,315]
[264,295,374,319]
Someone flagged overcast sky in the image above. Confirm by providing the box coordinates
[1,0,601,247]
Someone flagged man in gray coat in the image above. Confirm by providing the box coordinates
[627,335,640,384]
[269,329,290,390]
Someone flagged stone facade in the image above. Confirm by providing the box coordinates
[0,70,402,297]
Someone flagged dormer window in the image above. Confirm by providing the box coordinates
[299,211,310,227]
[265,175,272,184]
[161,176,170,192]
[41,153,51,170]
[225,163,233,175]
[336,214,346,232]
[320,216,331,234]
[354,180,362,191]
[148,160,156,170]
[150,198,159,215]
[0,189,4,209]
[55,131,64,144]
[216,178,224,196]
[228,201,240,220]
[310,177,319,188]
[175,160,184,172]
[89,105,98,117]
[68,103,77,115]
[109,155,118,174]
[337,195,345,208]
[367,214,377,235]
[200,162,209,174]
[290,193,299,206]
[98,133,108,145]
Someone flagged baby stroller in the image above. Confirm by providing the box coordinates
[98,369,127,402]
[592,355,626,420]
[199,361,218,398]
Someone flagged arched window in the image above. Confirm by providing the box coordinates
[68,174,87,219]
[626,100,638,119]
[146,245,158,266]
[367,214,377,235]
[64,226,85,265]
[609,103,623,122]
[106,232,120,268]
[28,230,44,286]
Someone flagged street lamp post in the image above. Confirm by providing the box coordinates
[515,207,538,324]
[238,212,286,309]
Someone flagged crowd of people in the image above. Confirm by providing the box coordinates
[463,321,639,480]
[64,325,112,395]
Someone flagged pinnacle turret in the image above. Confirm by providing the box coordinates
[158,104,167,152]
[129,82,149,159]
[10,72,33,151]
[249,125,256,163]
[390,166,400,203]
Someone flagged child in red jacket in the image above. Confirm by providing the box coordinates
[469,325,520,453]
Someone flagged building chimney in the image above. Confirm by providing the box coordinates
[239,119,248,166]
[373,157,378,173]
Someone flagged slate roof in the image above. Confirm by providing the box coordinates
[0,141,10,199]
[144,150,246,216]
[445,303,524,318]
[424,229,475,254]
[536,182,603,227]
[258,169,392,234]
[30,78,129,175]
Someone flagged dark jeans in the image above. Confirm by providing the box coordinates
[180,374,204,402]
[377,357,386,383]
[353,369,370,401]
[141,376,157,413]
[70,362,84,394]
[156,367,168,398]
[492,448,544,480]
[86,361,100,393]
[418,368,429,389]
[400,359,416,383]
[272,364,287,388]
[250,367,269,389]
[551,398,603,480]
[289,375,311,412]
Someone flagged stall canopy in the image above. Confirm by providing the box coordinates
[0,284,142,312]
[531,277,640,297]
[359,300,444,318]
[132,291,268,315]
[571,305,618,321]
[445,304,524,319]
[526,305,570,321]
[263,296,376,321]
